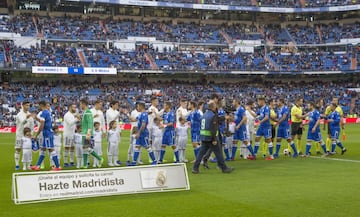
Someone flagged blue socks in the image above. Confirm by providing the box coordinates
[148,151,156,162]
[290,142,298,155]
[305,144,311,155]
[254,142,260,155]
[174,150,179,162]
[231,146,237,159]
[133,150,140,163]
[36,151,45,166]
[159,149,166,162]
[224,147,230,159]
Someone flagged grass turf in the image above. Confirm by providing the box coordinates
[1,124,359,217]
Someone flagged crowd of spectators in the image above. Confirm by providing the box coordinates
[1,14,360,45]
[0,79,358,127]
[156,0,359,7]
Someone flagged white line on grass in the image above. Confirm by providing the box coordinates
[309,156,360,163]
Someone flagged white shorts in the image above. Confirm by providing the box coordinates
[226,136,233,148]
[22,148,32,163]
[64,136,74,148]
[177,136,187,150]
[247,129,255,143]
[15,139,22,149]
[76,143,83,157]
[152,137,162,151]
[55,146,61,155]
[94,141,102,155]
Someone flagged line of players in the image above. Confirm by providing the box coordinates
[14,95,347,171]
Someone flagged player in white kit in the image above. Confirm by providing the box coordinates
[242,100,256,159]
[106,101,121,165]
[176,117,189,163]
[21,127,33,170]
[151,117,163,161]
[107,120,121,166]
[63,103,79,167]
[224,115,235,161]
[91,99,106,135]
[51,125,62,167]
[129,103,143,164]
[15,100,34,170]
[93,122,103,167]
[127,126,138,165]
[74,125,83,169]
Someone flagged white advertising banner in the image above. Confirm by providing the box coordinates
[12,164,190,204]
[84,67,117,75]
[32,66,68,74]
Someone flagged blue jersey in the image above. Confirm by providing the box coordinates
[257,105,271,128]
[218,108,226,133]
[328,111,341,130]
[277,106,290,128]
[187,109,202,132]
[308,109,321,130]
[137,111,149,137]
[40,109,53,136]
[163,111,175,132]
[234,106,246,130]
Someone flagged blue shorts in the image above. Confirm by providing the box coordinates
[307,130,322,142]
[136,136,149,148]
[330,128,340,140]
[162,130,175,146]
[191,130,200,143]
[256,126,272,139]
[277,127,290,139]
[234,128,248,141]
[42,135,54,149]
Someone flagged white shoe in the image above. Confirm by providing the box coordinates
[108,163,114,167]
[138,160,144,165]
[22,167,27,171]
[92,164,97,168]
[113,162,121,166]
[183,159,189,163]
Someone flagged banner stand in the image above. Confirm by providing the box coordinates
[12,163,190,204]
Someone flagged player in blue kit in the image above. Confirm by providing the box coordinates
[132,102,157,166]
[31,101,61,171]
[304,101,327,157]
[254,97,274,160]
[187,101,202,159]
[232,99,255,160]
[274,98,298,158]
[159,101,180,163]
[327,103,347,155]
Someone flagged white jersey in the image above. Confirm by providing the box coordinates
[106,108,120,132]
[228,122,236,134]
[176,107,189,126]
[16,109,34,140]
[21,137,32,149]
[148,105,159,129]
[130,109,141,127]
[91,108,106,133]
[176,124,188,138]
[63,111,77,137]
[130,134,137,146]
[93,130,102,143]
[151,125,163,150]
[54,133,62,147]
[245,110,256,133]
[74,133,82,147]
[108,128,120,144]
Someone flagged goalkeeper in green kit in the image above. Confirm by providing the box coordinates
[80,98,104,169]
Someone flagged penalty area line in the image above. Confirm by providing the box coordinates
[309,156,360,163]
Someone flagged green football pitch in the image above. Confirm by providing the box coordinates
[1,124,360,217]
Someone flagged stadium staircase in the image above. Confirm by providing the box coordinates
[32,16,43,38]
[99,20,107,34]
[283,28,298,47]
[144,52,158,70]
[76,49,88,67]
[351,56,357,70]
[316,25,323,43]
[265,53,280,71]
[219,30,233,44]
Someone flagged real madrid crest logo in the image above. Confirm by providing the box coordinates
[156,171,166,187]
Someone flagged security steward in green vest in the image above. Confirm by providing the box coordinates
[192,101,233,174]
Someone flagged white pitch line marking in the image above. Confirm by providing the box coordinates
[309,156,360,163]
